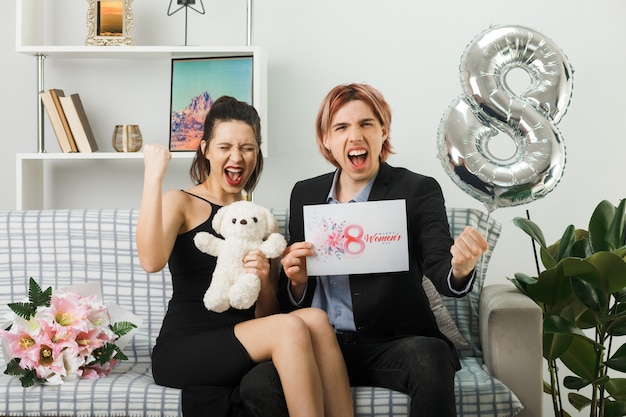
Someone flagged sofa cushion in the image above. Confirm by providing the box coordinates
[0,360,182,416]
[422,276,468,349]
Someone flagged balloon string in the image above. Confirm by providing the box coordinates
[526,209,541,276]
[470,207,492,319]
[480,210,491,284]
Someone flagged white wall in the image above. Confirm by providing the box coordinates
[3,1,626,415]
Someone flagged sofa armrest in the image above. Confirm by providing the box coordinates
[479,284,543,417]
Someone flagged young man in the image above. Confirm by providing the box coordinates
[278,83,489,417]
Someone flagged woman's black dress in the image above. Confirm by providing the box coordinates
[151,195,255,416]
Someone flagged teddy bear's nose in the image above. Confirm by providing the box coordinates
[240,219,248,225]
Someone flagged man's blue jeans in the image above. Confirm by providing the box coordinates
[340,335,457,417]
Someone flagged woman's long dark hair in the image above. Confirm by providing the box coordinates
[189,96,264,192]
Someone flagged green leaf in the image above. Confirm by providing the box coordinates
[568,392,591,412]
[543,311,579,334]
[610,304,626,335]
[507,275,530,298]
[571,275,606,314]
[7,301,36,320]
[605,399,626,417]
[563,375,591,390]
[90,341,131,367]
[606,345,626,372]
[589,199,626,253]
[511,272,537,286]
[543,332,573,361]
[606,199,626,250]
[542,312,605,367]
[589,200,617,252]
[556,224,577,261]
[610,320,626,336]
[91,343,117,366]
[600,310,626,334]
[526,266,573,307]
[4,358,46,388]
[4,358,26,376]
[113,345,129,361]
[606,378,626,401]
[111,321,136,337]
[592,374,610,386]
[559,336,604,380]
[571,234,593,259]
[8,278,52,319]
[562,252,626,294]
[19,372,36,388]
[28,277,51,309]
[561,297,595,329]
[513,217,555,267]
[543,380,555,395]
[513,217,547,247]
[539,246,558,270]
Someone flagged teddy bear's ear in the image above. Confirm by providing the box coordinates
[262,206,277,237]
[212,206,227,234]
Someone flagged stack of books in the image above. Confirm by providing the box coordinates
[39,89,99,153]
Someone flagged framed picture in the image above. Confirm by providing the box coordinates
[85,0,134,46]
[169,56,254,152]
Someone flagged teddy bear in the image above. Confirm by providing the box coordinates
[193,200,287,313]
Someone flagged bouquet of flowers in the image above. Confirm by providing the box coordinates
[0,278,137,387]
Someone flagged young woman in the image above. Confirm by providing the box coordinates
[136,96,354,417]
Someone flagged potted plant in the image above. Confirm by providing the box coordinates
[510,198,626,417]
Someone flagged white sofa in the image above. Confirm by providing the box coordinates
[0,208,542,417]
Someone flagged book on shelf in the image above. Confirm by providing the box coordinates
[59,93,99,153]
[39,89,78,153]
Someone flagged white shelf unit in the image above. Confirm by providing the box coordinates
[24,45,268,155]
[15,0,267,210]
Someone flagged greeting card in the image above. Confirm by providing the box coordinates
[303,200,409,276]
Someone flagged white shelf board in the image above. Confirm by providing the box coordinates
[16,152,194,210]
[17,152,194,160]
[15,45,264,59]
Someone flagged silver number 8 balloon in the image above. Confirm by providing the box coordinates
[437,25,574,212]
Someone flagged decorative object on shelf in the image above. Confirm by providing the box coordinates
[167,0,205,46]
[59,94,99,153]
[86,0,134,46]
[39,88,78,153]
[170,56,253,152]
[112,124,142,152]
